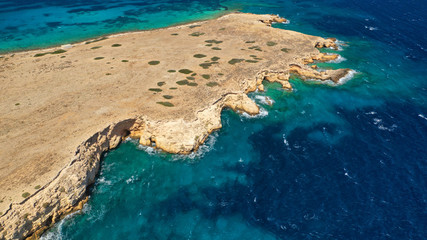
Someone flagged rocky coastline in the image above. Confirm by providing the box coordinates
[0,13,352,239]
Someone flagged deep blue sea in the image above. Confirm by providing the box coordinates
[1,0,426,239]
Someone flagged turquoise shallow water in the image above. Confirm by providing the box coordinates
[1,0,426,239]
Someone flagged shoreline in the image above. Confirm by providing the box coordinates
[0,9,239,56]
[0,12,352,239]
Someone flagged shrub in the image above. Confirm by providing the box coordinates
[281,48,290,52]
[163,95,173,99]
[176,80,189,85]
[111,44,122,47]
[171,33,178,36]
[178,69,193,74]
[94,57,104,60]
[156,102,174,107]
[189,24,201,28]
[228,58,244,65]
[157,81,166,86]
[167,69,176,73]
[212,47,221,50]
[245,40,255,43]
[193,54,206,58]
[169,87,177,90]
[266,41,277,46]
[202,74,210,79]
[51,49,66,54]
[189,32,205,37]
[186,76,195,80]
[34,185,41,190]
[22,192,30,198]
[149,88,162,92]
[206,82,219,87]
[148,61,160,65]
[187,82,198,86]
[245,59,258,63]
[121,60,129,62]
[211,56,220,61]
[91,46,102,49]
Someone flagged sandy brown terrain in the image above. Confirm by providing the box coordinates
[0,13,350,239]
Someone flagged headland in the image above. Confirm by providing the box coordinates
[0,13,351,239]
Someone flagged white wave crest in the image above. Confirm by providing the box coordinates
[306,70,357,86]
[328,55,347,63]
[241,107,269,119]
[172,132,219,161]
[418,114,427,121]
[254,95,275,106]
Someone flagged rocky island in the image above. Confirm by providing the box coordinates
[0,13,351,239]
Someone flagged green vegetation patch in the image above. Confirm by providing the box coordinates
[219,28,226,30]
[163,95,173,99]
[245,59,258,63]
[191,73,197,76]
[189,24,201,28]
[248,46,262,51]
[266,41,277,46]
[281,48,290,53]
[206,82,219,87]
[211,56,220,61]
[34,49,67,57]
[218,73,224,76]
[186,76,195,80]
[148,61,160,65]
[94,57,105,60]
[205,40,223,44]
[157,102,174,107]
[121,60,129,62]
[189,32,205,37]
[170,87,178,90]
[199,62,218,69]
[91,46,102,49]
[202,74,210,79]
[228,58,245,65]
[157,81,166,86]
[245,40,256,43]
[34,185,41,190]
[205,44,213,47]
[149,88,163,92]
[111,44,122,47]
[211,47,222,50]
[51,49,67,54]
[22,192,30,198]
[193,54,207,58]
[187,82,198,86]
[167,69,176,73]
[176,80,189,85]
[171,33,179,36]
[178,69,193,74]
[250,55,257,58]
[85,36,108,44]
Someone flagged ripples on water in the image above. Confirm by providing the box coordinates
[2,0,425,239]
